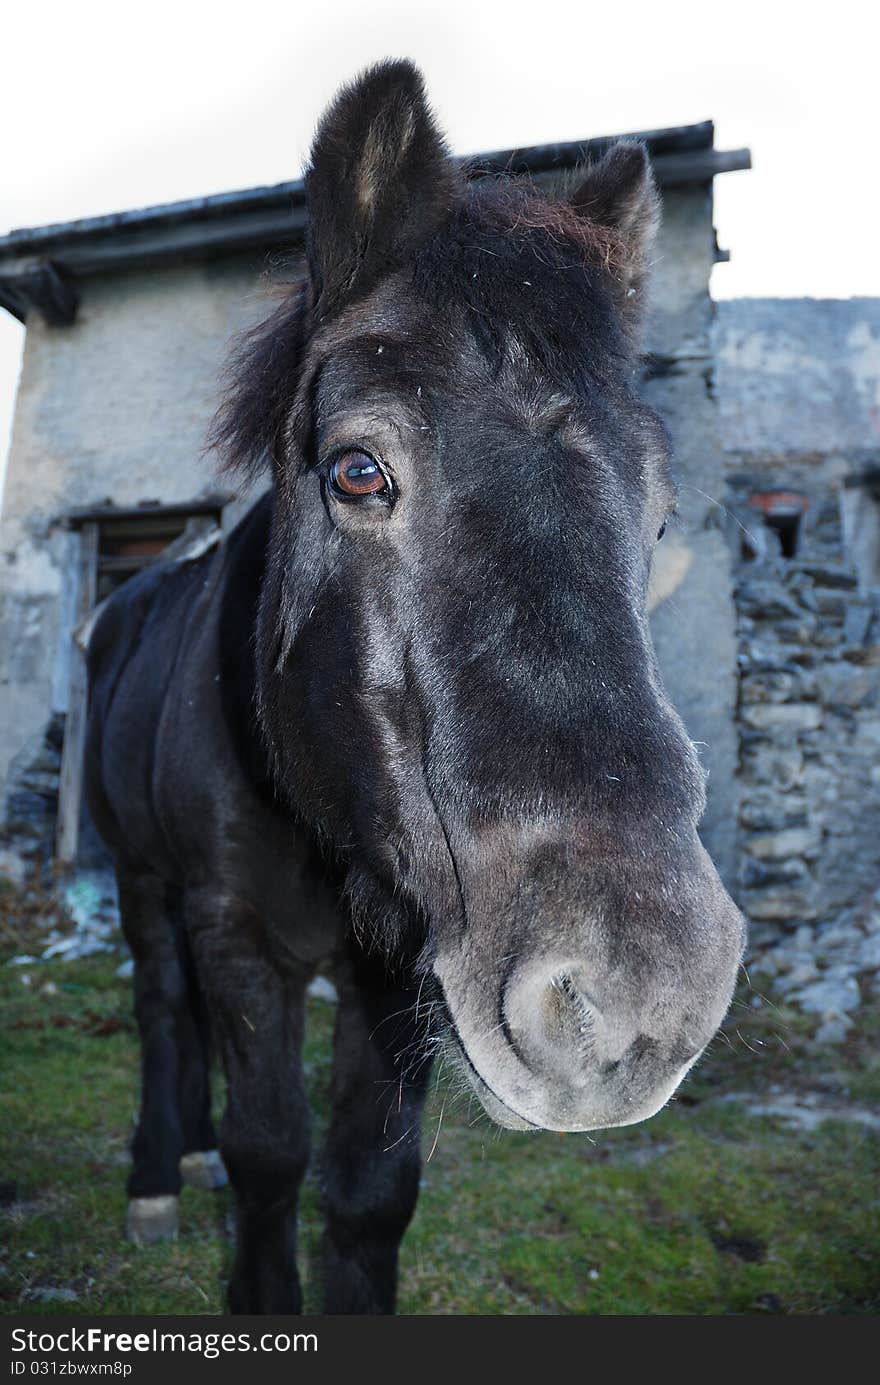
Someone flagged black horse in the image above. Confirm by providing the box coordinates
[84,60,745,1315]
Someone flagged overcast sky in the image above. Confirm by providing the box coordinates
[1,0,878,488]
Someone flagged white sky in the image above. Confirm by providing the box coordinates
[1,0,878,487]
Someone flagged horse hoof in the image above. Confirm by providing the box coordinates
[179,1150,228,1190]
[126,1195,179,1243]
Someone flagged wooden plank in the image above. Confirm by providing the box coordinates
[55,522,99,869]
[94,519,187,543]
[97,553,162,574]
[57,495,229,528]
[96,517,221,573]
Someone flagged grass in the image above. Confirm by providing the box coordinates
[1,882,878,1315]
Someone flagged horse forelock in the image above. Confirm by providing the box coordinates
[209,170,636,482]
[463,176,626,277]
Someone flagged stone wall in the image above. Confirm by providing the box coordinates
[716,299,880,1037]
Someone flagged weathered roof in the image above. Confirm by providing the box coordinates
[0,122,749,326]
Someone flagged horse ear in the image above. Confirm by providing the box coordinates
[569,142,660,338]
[305,59,459,315]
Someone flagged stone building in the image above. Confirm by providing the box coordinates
[0,121,750,884]
[3,118,878,1031]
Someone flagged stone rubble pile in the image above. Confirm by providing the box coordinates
[734,489,880,1039]
[0,713,64,886]
[748,905,880,1043]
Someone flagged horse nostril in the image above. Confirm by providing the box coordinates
[551,973,596,1045]
[512,969,600,1072]
[502,960,605,1080]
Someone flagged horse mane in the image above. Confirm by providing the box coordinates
[207,279,310,481]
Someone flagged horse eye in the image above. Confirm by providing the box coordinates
[328,450,391,500]
[657,521,668,541]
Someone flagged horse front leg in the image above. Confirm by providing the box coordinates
[116,869,188,1243]
[321,946,434,1314]
[186,889,311,1315]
